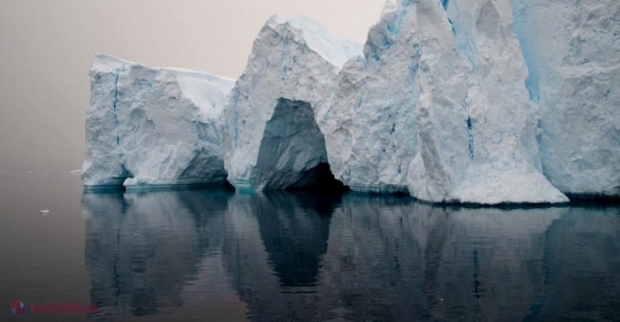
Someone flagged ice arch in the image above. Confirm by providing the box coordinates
[221,15,361,192]
[254,98,344,190]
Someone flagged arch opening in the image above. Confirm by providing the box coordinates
[255,98,347,192]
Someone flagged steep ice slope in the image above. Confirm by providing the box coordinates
[325,0,423,193]
[434,0,568,204]
[512,0,620,197]
[82,54,235,190]
[221,16,362,190]
[405,0,473,201]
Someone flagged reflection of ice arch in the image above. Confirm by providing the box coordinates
[316,194,427,321]
[222,192,341,321]
[83,188,620,321]
[82,189,232,321]
[219,192,570,322]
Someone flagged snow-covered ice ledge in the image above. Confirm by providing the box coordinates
[82,54,235,190]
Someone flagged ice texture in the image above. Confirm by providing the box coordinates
[511,0,620,197]
[82,54,235,190]
[434,0,568,204]
[221,16,362,190]
[324,0,422,193]
[326,0,567,203]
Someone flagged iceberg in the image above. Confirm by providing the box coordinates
[82,0,618,204]
[221,16,362,190]
[82,54,235,190]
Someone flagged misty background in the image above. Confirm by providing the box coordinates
[0,0,384,172]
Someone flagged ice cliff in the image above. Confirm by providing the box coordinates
[432,0,568,204]
[512,0,620,197]
[326,0,567,203]
[324,1,422,193]
[83,0,619,204]
[82,54,235,190]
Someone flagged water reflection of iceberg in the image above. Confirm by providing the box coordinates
[223,192,573,322]
[534,207,620,321]
[83,188,620,321]
[222,192,341,321]
[315,199,565,321]
[82,189,233,321]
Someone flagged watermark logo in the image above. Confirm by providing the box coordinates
[9,301,25,316]
[31,303,101,314]
[8,300,102,316]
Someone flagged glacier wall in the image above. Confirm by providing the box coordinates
[511,0,620,197]
[82,54,235,190]
[436,0,568,204]
[405,0,474,201]
[326,0,567,203]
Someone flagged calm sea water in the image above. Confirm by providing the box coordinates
[1,172,619,322]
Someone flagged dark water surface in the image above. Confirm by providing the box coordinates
[1,173,620,321]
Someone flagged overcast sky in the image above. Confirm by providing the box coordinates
[0,0,384,171]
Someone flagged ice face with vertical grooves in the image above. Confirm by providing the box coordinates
[83,55,129,188]
[406,0,472,202]
[327,0,566,203]
[435,0,569,204]
[221,16,362,191]
[324,0,421,193]
[82,54,235,190]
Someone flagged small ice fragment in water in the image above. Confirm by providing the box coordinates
[70,169,82,175]
[39,210,50,215]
